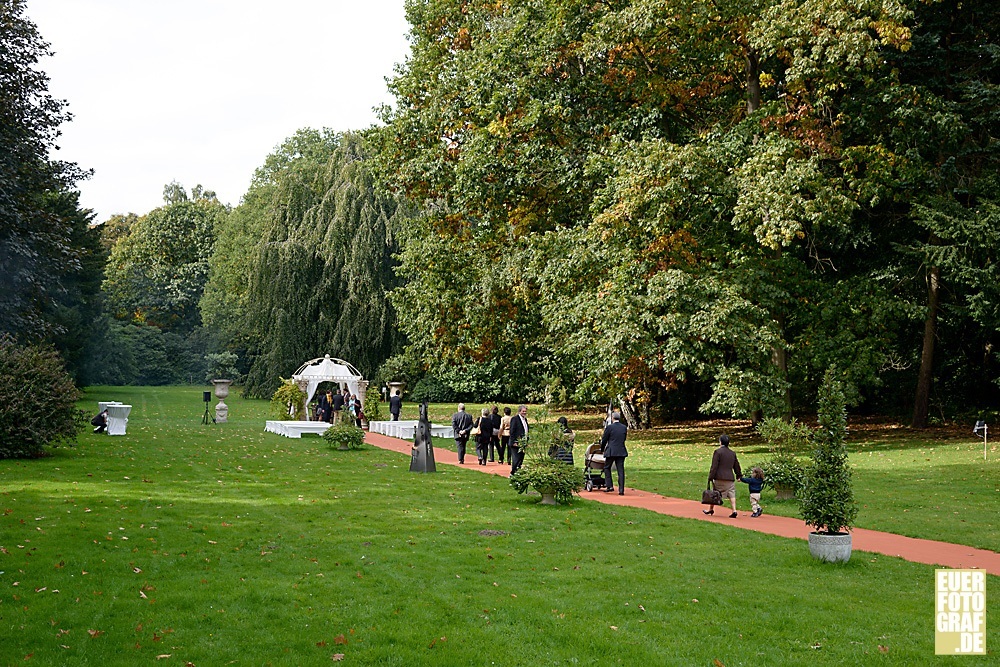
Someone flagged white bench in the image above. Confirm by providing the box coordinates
[368,420,454,440]
[265,420,333,439]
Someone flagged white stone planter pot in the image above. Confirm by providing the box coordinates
[808,531,852,563]
[212,380,233,423]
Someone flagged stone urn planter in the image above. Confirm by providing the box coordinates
[212,379,232,423]
[808,532,852,563]
[774,485,795,500]
[537,488,557,505]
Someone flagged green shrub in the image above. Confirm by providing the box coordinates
[509,421,582,504]
[800,366,858,534]
[323,422,365,450]
[757,417,812,454]
[270,378,305,420]
[755,417,811,493]
[0,336,82,458]
[755,451,808,492]
[364,385,383,422]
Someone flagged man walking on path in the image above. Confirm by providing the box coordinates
[509,404,529,474]
[451,403,473,464]
[706,434,742,518]
[600,411,628,495]
[389,389,402,421]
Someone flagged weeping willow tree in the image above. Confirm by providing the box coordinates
[203,130,409,398]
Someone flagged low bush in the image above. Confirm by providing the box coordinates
[323,422,365,450]
[0,335,81,458]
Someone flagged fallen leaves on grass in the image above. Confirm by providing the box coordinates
[87,629,104,638]
[334,634,348,645]
[331,654,345,661]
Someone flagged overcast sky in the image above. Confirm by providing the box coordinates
[27,0,411,223]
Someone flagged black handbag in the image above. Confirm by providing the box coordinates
[701,483,723,506]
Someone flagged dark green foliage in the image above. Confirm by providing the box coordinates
[409,375,456,404]
[0,1,93,344]
[84,320,207,386]
[204,352,239,383]
[380,0,1000,422]
[800,367,858,534]
[0,335,81,458]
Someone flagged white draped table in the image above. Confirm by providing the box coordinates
[105,404,132,436]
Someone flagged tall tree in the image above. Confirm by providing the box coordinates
[0,0,91,341]
[103,184,226,333]
[205,130,409,398]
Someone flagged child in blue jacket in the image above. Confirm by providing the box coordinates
[740,467,765,517]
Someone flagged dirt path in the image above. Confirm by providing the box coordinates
[366,431,1000,575]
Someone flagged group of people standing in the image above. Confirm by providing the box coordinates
[315,387,363,427]
[449,403,631,497]
[452,403,523,468]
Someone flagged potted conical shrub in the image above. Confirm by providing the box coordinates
[800,366,858,563]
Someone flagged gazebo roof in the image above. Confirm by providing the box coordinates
[291,355,363,382]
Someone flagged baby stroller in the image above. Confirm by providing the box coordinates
[583,442,607,491]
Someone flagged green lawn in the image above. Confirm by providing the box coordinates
[0,387,995,665]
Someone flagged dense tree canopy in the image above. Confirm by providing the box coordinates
[103,184,226,333]
[381,0,1000,422]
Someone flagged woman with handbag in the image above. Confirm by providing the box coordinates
[474,408,492,465]
[705,434,742,517]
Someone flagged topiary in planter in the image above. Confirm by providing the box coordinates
[799,366,858,536]
[323,422,365,450]
[509,422,582,504]
[757,452,808,499]
[755,417,811,498]
[0,335,81,459]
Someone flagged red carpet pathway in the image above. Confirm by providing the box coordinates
[365,431,1000,576]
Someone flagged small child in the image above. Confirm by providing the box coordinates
[740,467,765,517]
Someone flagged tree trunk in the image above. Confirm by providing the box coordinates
[618,394,641,430]
[912,265,941,428]
[746,47,761,114]
[771,342,792,422]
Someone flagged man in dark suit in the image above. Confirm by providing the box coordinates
[451,403,473,464]
[389,390,402,421]
[509,404,529,474]
[331,388,345,424]
[600,411,629,495]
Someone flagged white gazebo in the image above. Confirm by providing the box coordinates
[291,354,368,421]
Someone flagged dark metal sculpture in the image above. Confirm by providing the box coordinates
[410,400,436,472]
